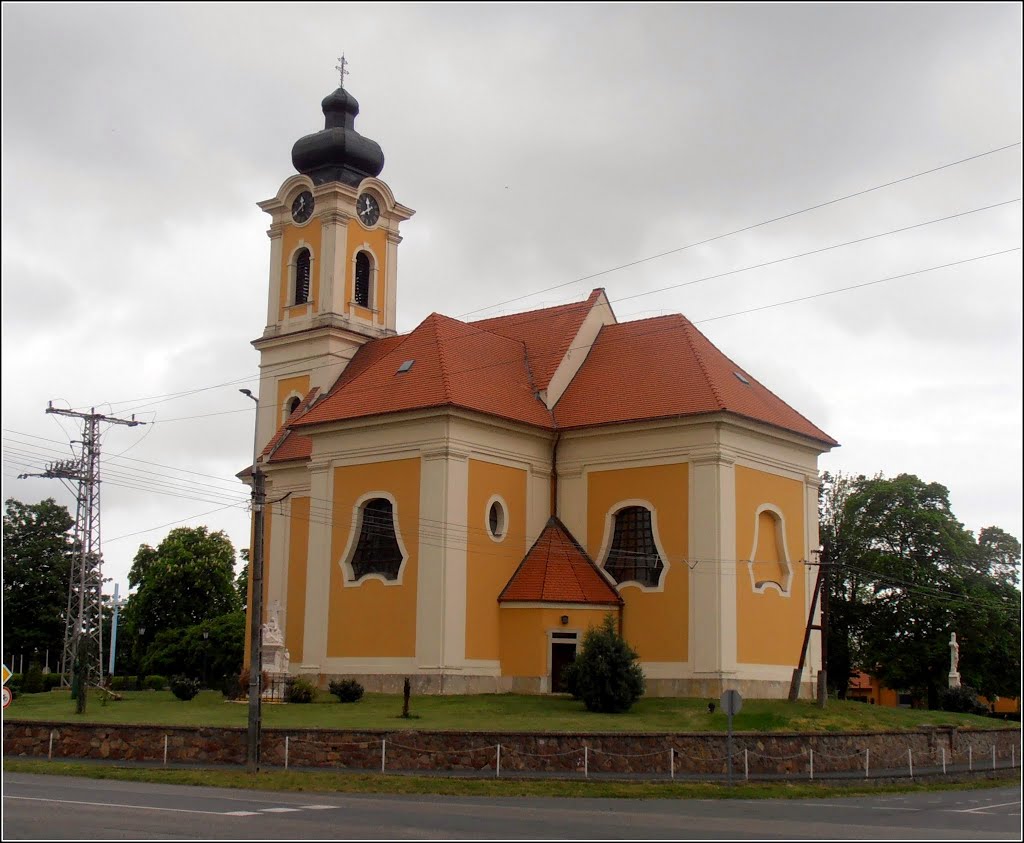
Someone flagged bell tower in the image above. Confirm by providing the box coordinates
[252,75,414,454]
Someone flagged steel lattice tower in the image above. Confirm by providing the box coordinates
[21,405,142,686]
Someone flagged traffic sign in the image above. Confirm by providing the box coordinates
[2,664,11,685]
[720,688,743,716]
[2,687,11,709]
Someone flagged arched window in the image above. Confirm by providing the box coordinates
[294,249,311,305]
[286,396,301,418]
[354,251,371,308]
[605,506,663,588]
[350,498,403,581]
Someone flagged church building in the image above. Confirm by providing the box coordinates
[243,81,838,698]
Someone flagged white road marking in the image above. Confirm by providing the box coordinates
[261,807,301,812]
[3,795,227,816]
[223,811,261,816]
[300,805,339,810]
[951,800,1022,814]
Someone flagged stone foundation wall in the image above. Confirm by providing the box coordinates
[4,721,1019,777]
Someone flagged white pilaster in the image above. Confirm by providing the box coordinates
[265,225,283,328]
[689,453,737,679]
[804,473,822,679]
[384,231,401,334]
[300,460,332,672]
[320,209,350,317]
[416,451,447,669]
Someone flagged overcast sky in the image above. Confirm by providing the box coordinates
[2,3,1021,612]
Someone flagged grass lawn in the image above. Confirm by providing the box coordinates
[3,758,1019,800]
[4,688,1015,733]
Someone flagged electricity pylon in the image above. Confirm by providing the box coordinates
[20,403,143,686]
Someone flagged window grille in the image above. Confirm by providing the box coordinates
[354,252,371,308]
[295,249,311,305]
[605,506,663,587]
[350,498,403,581]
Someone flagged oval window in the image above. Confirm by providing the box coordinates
[488,500,506,540]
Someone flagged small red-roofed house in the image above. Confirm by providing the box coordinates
[241,85,837,698]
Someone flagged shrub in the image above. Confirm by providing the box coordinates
[285,676,317,704]
[329,678,364,703]
[22,662,44,694]
[43,673,64,692]
[110,676,127,692]
[937,684,988,715]
[567,614,645,713]
[169,675,201,701]
[144,674,168,691]
[7,674,23,696]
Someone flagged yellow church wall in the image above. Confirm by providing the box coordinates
[585,464,689,663]
[279,220,322,320]
[500,607,614,677]
[734,465,806,666]
[285,496,310,664]
[327,458,420,659]
[276,375,310,426]
[346,221,389,313]
[465,459,528,662]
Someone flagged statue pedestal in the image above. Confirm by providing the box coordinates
[948,671,961,689]
[261,616,290,700]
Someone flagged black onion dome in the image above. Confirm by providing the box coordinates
[291,87,385,186]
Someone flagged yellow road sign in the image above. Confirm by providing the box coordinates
[2,664,11,685]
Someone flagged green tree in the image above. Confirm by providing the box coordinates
[124,526,240,665]
[565,614,645,713]
[2,498,75,667]
[234,548,249,607]
[142,611,245,686]
[824,473,1021,709]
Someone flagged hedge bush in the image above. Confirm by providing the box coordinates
[169,675,201,701]
[43,673,64,692]
[144,674,168,691]
[938,684,989,715]
[22,663,45,694]
[285,676,317,704]
[329,678,365,703]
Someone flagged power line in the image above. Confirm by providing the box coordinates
[60,142,1021,414]
[458,142,1022,318]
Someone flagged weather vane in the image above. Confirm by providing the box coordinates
[335,53,350,89]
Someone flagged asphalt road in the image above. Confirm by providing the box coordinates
[2,773,1020,839]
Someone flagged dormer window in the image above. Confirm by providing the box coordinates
[354,251,372,308]
[294,248,311,305]
[287,396,301,417]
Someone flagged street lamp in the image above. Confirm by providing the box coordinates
[240,388,264,773]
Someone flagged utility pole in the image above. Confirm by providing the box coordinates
[788,550,828,706]
[247,464,266,773]
[20,404,143,688]
[239,388,264,773]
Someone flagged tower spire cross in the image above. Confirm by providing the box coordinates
[335,53,350,89]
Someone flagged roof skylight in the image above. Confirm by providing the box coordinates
[397,359,415,374]
[734,371,750,385]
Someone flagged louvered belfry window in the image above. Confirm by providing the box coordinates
[605,506,663,587]
[354,252,371,308]
[350,498,403,581]
[295,249,311,305]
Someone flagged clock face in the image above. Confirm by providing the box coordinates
[291,190,314,224]
[357,193,380,227]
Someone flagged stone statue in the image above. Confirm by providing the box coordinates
[949,632,959,674]
[262,600,284,646]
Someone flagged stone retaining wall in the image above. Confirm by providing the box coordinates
[3,721,1019,778]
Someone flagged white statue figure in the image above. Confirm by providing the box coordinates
[949,632,960,675]
[262,600,284,646]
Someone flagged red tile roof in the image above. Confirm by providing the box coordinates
[262,387,320,464]
[293,312,554,430]
[473,289,603,391]
[499,518,622,605]
[284,290,836,447]
[552,314,837,445]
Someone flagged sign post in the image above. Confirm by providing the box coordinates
[720,689,743,786]
[2,663,12,709]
